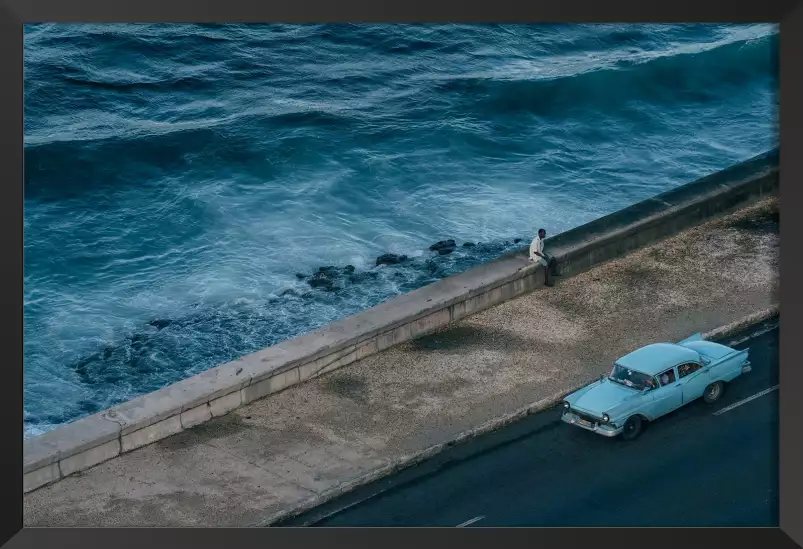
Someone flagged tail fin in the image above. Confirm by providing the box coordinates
[678,333,703,344]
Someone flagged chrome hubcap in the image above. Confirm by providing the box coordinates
[709,385,720,399]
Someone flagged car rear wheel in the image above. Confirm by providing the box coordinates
[621,415,643,441]
[703,381,725,404]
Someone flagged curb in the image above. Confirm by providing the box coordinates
[703,305,779,343]
[258,305,779,527]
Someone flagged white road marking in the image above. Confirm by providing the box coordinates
[456,516,485,527]
[713,385,779,416]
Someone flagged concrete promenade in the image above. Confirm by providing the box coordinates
[24,196,778,527]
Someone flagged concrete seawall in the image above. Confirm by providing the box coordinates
[23,148,779,494]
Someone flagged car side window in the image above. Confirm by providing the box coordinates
[658,368,676,386]
[678,362,702,379]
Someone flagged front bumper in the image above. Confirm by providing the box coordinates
[561,411,623,437]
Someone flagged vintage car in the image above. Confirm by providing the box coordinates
[560,333,751,440]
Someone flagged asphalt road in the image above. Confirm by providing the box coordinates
[281,322,778,527]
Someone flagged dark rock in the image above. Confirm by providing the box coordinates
[462,242,476,247]
[437,248,455,255]
[349,271,379,284]
[295,273,307,280]
[425,259,442,274]
[308,273,335,289]
[429,239,456,252]
[300,264,359,285]
[149,319,172,330]
[514,238,523,243]
[376,253,408,266]
[305,264,360,290]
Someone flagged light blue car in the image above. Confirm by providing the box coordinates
[560,333,752,440]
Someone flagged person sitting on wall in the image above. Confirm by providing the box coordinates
[529,228,559,287]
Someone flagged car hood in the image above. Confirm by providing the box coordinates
[572,380,638,414]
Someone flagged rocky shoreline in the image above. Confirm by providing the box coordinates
[291,236,528,293]
[48,234,530,428]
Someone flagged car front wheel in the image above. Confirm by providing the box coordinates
[703,381,725,404]
[621,415,643,441]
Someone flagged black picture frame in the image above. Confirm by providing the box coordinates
[3,2,800,547]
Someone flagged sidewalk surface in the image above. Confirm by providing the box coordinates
[24,197,779,527]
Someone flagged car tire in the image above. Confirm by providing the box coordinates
[621,415,643,441]
[703,381,725,404]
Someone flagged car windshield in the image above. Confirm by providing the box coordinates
[609,364,654,391]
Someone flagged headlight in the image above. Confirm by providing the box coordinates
[563,401,570,409]
[602,414,610,423]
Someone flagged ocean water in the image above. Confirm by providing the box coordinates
[23,23,778,438]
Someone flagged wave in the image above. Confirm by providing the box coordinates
[25,34,777,201]
[58,72,213,92]
[25,23,252,52]
[434,32,778,117]
[23,107,361,201]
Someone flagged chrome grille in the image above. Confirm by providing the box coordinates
[573,410,600,425]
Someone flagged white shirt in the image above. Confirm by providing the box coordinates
[530,236,547,266]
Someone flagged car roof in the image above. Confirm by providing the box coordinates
[615,343,701,375]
